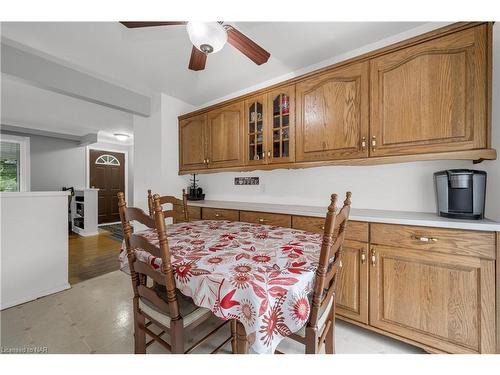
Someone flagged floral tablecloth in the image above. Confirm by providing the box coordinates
[119,220,322,354]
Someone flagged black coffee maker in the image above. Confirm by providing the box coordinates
[187,174,205,201]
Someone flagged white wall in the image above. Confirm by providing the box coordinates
[133,93,193,212]
[134,23,500,221]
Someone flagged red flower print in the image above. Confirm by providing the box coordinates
[207,256,223,264]
[191,239,205,245]
[254,231,268,240]
[173,261,210,284]
[252,254,271,263]
[287,253,300,259]
[220,289,240,310]
[230,273,252,289]
[220,233,237,241]
[238,299,256,325]
[234,263,252,273]
[281,242,304,256]
[290,295,310,323]
[259,295,291,346]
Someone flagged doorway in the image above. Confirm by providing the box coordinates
[89,149,125,224]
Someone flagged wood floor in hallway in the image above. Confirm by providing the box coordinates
[68,231,122,285]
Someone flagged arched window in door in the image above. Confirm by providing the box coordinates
[95,154,120,166]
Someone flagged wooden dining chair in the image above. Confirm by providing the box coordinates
[147,189,189,223]
[118,192,236,354]
[278,191,352,354]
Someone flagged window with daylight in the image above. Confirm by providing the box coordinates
[0,134,30,192]
[95,154,120,166]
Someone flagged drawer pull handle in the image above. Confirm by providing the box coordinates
[361,251,366,264]
[318,225,325,230]
[215,213,221,218]
[413,235,438,243]
[371,249,376,267]
[258,218,266,223]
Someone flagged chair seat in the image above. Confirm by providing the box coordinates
[139,297,212,328]
[294,296,333,338]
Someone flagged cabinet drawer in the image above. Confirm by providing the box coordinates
[371,223,495,259]
[292,216,368,242]
[173,205,201,223]
[240,211,291,227]
[202,207,239,221]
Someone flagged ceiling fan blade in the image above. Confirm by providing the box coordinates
[188,46,207,71]
[120,21,186,28]
[226,26,270,65]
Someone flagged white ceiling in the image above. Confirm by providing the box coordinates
[1,22,427,106]
[1,75,133,136]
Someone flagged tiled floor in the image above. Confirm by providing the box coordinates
[0,270,425,354]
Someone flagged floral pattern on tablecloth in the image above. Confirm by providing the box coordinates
[119,220,322,354]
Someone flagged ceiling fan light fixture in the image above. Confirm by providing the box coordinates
[186,21,227,54]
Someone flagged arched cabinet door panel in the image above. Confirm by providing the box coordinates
[370,25,488,157]
[179,114,207,171]
[296,61,369,162]
[206,102,245,168]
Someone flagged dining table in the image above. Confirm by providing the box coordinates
[119,219,323,354]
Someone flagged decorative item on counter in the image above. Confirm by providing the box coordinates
[187,174,205,201]
[281,94,289,114]
[234,177,259,186]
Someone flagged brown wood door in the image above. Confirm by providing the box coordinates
[369,25,487,157]
[336,240,369,324]
[245,95,268,166]
[89,150,125,224]
[369,245,496,353]
[206,102,245,168]
[296,61,369,162]
[267,85,295,164]
[179,114,207,171]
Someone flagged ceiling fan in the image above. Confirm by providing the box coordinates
[120,21,271,71]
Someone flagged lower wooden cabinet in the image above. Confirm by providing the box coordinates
[240,211,291,227]
[173,205,201,223]
[369,245,496,353]
[336,240,369,324]
[202,207,239,221]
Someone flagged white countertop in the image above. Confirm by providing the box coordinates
[188,200,500,232]
[0,191,70,198]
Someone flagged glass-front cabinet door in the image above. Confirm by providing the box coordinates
[267,86,295,164]
[245,95,267,165]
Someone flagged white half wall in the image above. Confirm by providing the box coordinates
[0,191,70,309]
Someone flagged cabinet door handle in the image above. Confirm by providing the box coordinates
[267,151,271,158]
[371,136,377,151]
[361,137,367,151]
[203,158,207,164]
[412,235,438,243]
[371,249,376,267]
[206,158,210,164]
[361,250,366,264]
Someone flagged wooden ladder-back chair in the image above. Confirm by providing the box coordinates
[118,192,235,354]
[279,192,352,354]
[147,189,189,222]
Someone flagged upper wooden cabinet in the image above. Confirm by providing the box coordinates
[296,61,369,161]
[267,86,295,164]
[244,86,296,166]
[179,114,207,171]
[206,102,245,169]
[370,25,488,156]
[178,23,494,174]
